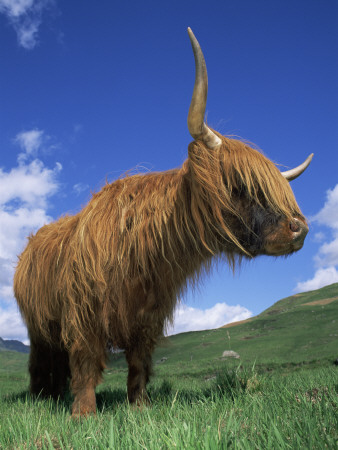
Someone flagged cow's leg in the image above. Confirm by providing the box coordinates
[29,337,54,397]
[50,348,70,399]
[69,338,106,417]
[29,336,70,399]
[49,323,70,399]
[125,336,157,405]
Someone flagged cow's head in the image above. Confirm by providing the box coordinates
[186,28,312,257]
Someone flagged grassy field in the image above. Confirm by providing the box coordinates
[0,283,337,448]
[0,359,337,448]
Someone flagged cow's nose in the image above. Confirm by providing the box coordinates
[290,218,309,243]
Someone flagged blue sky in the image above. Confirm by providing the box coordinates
[0,0,337,341]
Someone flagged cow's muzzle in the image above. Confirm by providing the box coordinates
[289,217,309,249]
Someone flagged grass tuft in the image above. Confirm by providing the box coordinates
[215,364,262,399]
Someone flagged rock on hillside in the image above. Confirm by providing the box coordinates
[222,350,240,359]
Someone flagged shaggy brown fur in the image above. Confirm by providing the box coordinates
[14,134,306,416]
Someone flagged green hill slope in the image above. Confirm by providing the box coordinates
[151,282,338,367]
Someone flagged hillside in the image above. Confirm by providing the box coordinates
[256,282,338,318]
[0,337,30,353]
[150,282,338,367]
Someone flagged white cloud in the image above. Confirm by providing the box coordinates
[0,0,55,49]
[73,182,89,196]
[0,128,61,340]
[312,184,338,230]
[0,160,61,207]
[315,235,338,268]
[15,129,44,157]
[0,305,28,342]
[0,0,34,17]
[16,15,40,49]
[295,184,338,293]
[167,302,252,336]
[294,267,338,293]
[313,231,325,243]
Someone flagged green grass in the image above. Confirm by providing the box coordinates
[1,358,337,449]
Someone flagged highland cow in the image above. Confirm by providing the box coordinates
[14,28,312,416]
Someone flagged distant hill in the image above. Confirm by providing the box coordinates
[0,337,30,354]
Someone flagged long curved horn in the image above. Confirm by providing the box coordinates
[187,28,222,149]
[281,153,314,181]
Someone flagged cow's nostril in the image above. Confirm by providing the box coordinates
[290,218,309,240]
[290,221,300,233]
